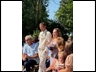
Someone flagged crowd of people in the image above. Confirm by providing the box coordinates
[22,22,73,72]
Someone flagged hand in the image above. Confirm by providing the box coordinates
[24,54,29,59]
[47,56,50,59]
[57,67,62,70]
[45,51,47,53]
[46,69,50,72]
[22,54,26,60]
[52,70,56,72]
[45,48,48,54]
[22,57,26,61]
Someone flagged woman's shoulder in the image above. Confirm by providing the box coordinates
[65,53,73,68]
[66,53,73,61]
[67,53,73,58]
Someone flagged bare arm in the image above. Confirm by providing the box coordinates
[28,53,38,58]
[58,67,71,72]
[38,32,41,41]
[46,58,57,71]
[22,53,27,56]
[38,38,39,40]
[51,62,56,70]
[46,56,50,59]
[22,53,27,61]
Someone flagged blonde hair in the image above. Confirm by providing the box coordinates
[56,37,65,51]
[25,35,32,40]
[58,51,67,62]
[54,28,62,37]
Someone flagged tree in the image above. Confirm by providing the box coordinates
[22,0,49,39]
[55,0,73,35]
[35,0,40,26]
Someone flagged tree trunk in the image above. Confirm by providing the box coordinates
[36,0,40,27]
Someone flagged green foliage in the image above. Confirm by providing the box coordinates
[31,28,40,39]
[22,0,73,40]
[22,0,49,39]
[55,0,73,34]
[46,20,64,34]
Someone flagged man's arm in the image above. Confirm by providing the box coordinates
[38,32,41,41]
[22,45,27,54]
[22,45,27,60]
[46,32,52,45]
[27,53,38,58]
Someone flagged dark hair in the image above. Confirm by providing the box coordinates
[63,35,68,41]
[40,22,46,26]
[64,41,73,55]
[33,35,39,43]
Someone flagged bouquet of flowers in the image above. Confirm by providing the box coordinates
[47,43,57,51]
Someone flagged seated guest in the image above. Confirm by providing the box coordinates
[22,35,39,72]
[58,41,73,72]
[46,28,62,69]
[46,37,65,72]
[52,51,67,72]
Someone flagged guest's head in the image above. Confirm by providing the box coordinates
[25,35,32,45]
[32,35,39,43]
[68,36,73,42]
[39,22,46,31]
[64,41,73,55]
[63,35,68,42]
[52,28,62,38]
[56,37,65,52]
[58,51,67,63]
